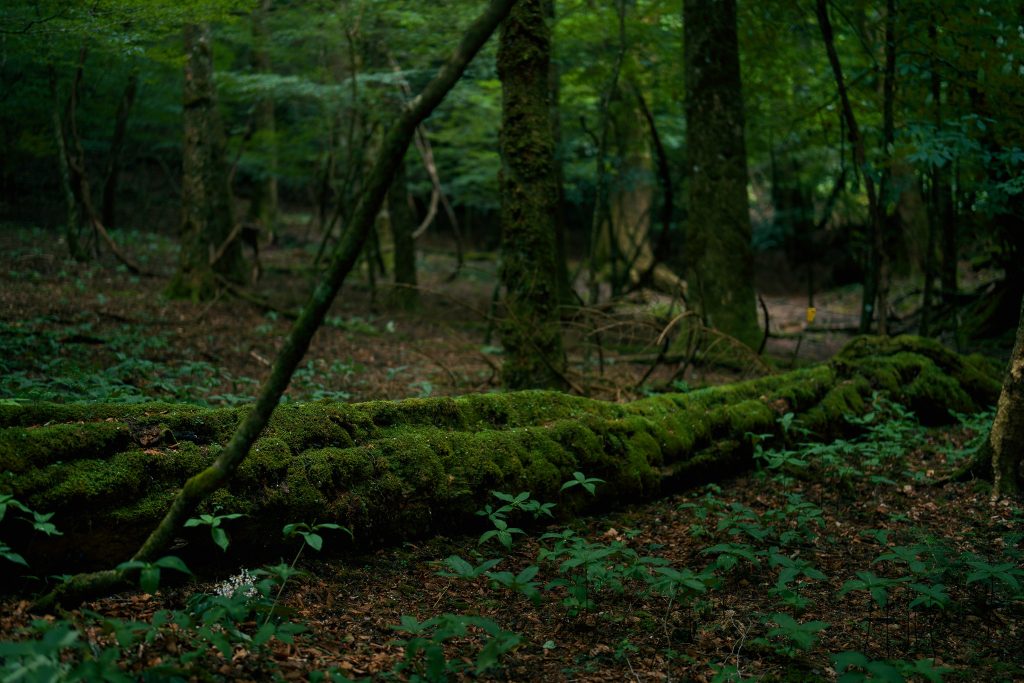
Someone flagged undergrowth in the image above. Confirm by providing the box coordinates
[1,394,1021,681]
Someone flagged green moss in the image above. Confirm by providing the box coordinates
[294,446,373,492]
[0,422,132,472]
[110,489,178,525]
[43,451,148,510]
[722,400,775,436]
[235,437,293,486]
[2,334,1002,572]
[799,377,870,434]
[266,402,356,452]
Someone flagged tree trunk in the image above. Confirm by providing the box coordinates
[4,336,999,580]
[683,0,760,349]
[585,0,628,303]
[601,85,684,296]
[875,0,897,337]
[921,18,953,337]
[498,0,567,390]
[988,295,1024,498]
[388,156,418,309]
[101,70,138,230]
[544,0,573,306]
[247,0,279,240]
[48,66,86,262]
[815,0,884,335]
[167,23,247,302]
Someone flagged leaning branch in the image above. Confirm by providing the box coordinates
[36,0,519,610]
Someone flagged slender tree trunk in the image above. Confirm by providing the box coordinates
[602,85,684,297]
[940,179,958,305]
[875,0,896,336]
[921,18,948,337]
[388,156,418,309]
[544,0,573,305]
[247,0,279,239]
[59,45,143,273]
[586,0,628,304]
[101,70,138,229]
[634,84,674,265]
[498,0,567,390]
[168,23,247,301]
[683,0,760,348]
[988,294,1024,498]
[48,66,85,262]
[38,0,519,609]
[815,0,883,335]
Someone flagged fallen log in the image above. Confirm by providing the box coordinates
[0,336,999,576]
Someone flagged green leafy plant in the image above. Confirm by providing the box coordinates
[487,564,542,605]
[559,471,605,495]
[389,613,520,682]
[115,556,193,594]
[963,555,1024,598]
[184,511,244,552]
[758,613,828,655]
[283,521,352,553]
[436,554,502,580]
[476,490,553,549]
[838,571,910,609]
[832,651,952,682]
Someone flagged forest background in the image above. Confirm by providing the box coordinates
[0,0,1023,680]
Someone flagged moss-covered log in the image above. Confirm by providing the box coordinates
[0,336,999,576]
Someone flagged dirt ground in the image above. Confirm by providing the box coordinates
[0,222,865,407]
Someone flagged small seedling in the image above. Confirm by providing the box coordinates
[184,511,244,552]
[560,471,605,495]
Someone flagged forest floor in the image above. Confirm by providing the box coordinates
[0,224,1021,681]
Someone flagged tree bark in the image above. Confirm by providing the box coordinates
[35,0,520,610]
[498,0,568,390]
[683,0,760,349]
[988,295,1024,498]
[167,23,247,301]
[388,156,418,309]
[875,0,896,337]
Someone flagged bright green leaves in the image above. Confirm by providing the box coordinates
[184,511,244,552]
[282,521,352,553]
[116,555,193,595]
[389,613,521,682]
[559,471,605,495]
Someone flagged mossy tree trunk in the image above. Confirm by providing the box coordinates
[167,23,247,302]
[683,0,760,349]
[4,336,1000,584]
[987,295,1024,498]
[497,0,568,390]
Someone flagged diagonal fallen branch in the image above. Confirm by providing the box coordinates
[34,0,519,610]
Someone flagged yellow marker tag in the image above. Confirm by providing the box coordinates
[806,307,817,324]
